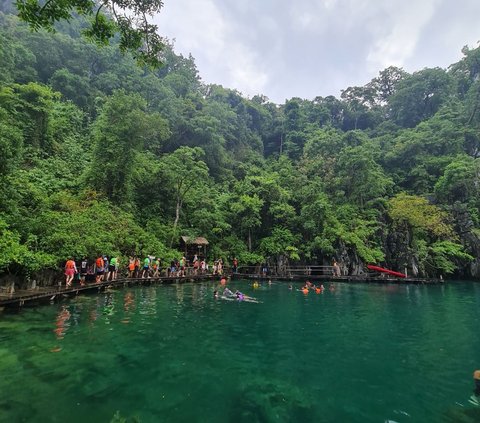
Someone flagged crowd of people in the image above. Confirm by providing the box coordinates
[63,255,236,287]
[63,256,349,287]
[64,255,121,286]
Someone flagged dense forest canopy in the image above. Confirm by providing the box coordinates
[0,2,479,280]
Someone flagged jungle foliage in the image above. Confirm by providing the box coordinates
[0,6,479,278]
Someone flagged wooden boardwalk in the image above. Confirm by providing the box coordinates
[0,274,218,308]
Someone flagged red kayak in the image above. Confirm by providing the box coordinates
[367,265,406,278]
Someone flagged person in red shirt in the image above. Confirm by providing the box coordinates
[95,255,105,283]
[64,258,77,287]
[128,257,135,278]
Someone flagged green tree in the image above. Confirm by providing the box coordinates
[428,241,473,275]
[368,66,408,105]
[15,0,165,67]
[0,108,23,176]
[434,155,480,204]
[388,68,454,128]
[260,227,300,263]
[157,146,209,245]
[340,85,380,130]
[88,90,169,204]
[0,82,60,153]
[230,194,264,252]
[0,217,56,275]
[334,143,393,207]
[388,193,454,238]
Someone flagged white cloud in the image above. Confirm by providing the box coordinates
[156,0,226,58]
[366,0,441,72]
[155,0,269,96]
[154,0,480,103]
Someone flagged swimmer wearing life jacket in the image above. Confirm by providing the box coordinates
[253,281,259,288]
[220,277,227,285]
[315,286,321,294]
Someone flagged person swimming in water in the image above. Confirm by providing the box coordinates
[235,291,245,301]
[471,370,480,405]
[223,287,235,297]
[213,290,219,298]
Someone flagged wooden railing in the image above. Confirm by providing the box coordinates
[236,265,337,277]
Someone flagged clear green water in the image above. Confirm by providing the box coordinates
[1,281,479,423]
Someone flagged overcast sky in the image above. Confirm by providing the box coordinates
[154,0,480,104]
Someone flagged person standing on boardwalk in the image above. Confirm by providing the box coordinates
[142,256,150,278]
[134,257,140,278]
[104,256,110,281]
[128,257,135,278]
[193,258,199,275]
[109,256,118,280]
[64,257,77,287]
[232,257,238,274]
[152,257,159,277]
[333,260,341,277]
[95,255,105,283]
[179,256,186,277]
[79,258,88,286]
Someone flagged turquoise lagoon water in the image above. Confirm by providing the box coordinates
[0,281,479,422]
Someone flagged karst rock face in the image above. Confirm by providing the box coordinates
[328,208,479,279]
[451,203,480,279]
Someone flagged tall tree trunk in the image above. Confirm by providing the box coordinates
[170,196,182,247]
[248,228,252,252]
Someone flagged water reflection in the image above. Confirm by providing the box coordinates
[121,291,135,324]
[53,305,71,339]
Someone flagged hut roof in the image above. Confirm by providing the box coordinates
[180,236,209,245]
